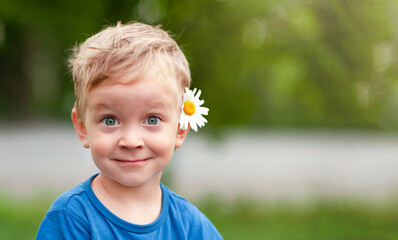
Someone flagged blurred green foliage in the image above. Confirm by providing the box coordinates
[0,194,52,239]
[0,0,397,130]
[2,194,398,239]
[200,198,398,239]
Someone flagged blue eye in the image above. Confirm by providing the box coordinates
[102,117,118,126]
[145,116,160,125]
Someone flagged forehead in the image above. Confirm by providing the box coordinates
[87,72,180,111]
[107,63,180,93]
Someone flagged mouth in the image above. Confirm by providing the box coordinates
[114,158,150,167]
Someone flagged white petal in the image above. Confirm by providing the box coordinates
[195,89,202,99]
[190,121,198,132]
[198,107,209,115]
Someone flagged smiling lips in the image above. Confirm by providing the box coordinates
[115,158,149,167]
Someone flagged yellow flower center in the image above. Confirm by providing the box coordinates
[183,101,196,116]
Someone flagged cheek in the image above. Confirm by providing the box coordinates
[150,130,176,156]
[90,134,115,158]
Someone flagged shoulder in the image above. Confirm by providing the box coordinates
[162,185,202,219]
[162,185,223,239]
[165,187,198,214]
[36,180,93,239]
[48,181,88,216]
[45,174,102,226]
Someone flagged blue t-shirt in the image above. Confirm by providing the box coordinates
[36,174,222,239]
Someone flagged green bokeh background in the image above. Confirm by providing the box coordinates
[1,0,398,130]
[1,0,398,239]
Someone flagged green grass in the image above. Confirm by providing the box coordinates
[198,198,398,240]
[0,193,53,240]
[2,194,398,240]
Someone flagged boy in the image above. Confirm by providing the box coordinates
[36,22,222,239]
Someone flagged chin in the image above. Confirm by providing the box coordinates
[116,174,161,188]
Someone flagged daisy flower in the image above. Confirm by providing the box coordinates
[179,88,209,132]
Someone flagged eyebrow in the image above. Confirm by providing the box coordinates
[146,99,168,108]
[90,102,114,111]
[90,99,174,113]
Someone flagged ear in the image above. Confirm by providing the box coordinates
[174,124,189,149]
[71,108,90,148]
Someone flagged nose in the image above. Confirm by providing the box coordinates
[118,127,144,149]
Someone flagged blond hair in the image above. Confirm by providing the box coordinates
[69,22,191,117]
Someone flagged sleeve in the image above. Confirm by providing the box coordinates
[36,210,90,240]
[185,210,223,240]
[197,212,223,240]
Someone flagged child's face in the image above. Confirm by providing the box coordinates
[72,72,188,188]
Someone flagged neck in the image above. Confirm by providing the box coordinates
[92,173,163,224]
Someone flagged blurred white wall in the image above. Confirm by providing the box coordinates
[1,121,398,202]
[0,121,97,196]
[174,130,398,202]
